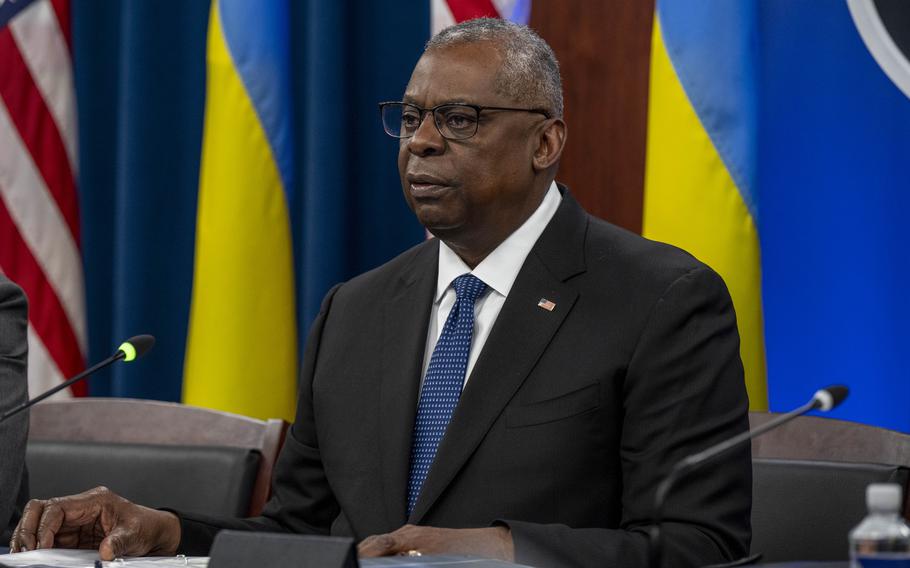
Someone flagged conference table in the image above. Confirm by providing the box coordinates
[0,546,852,568]
[0,549,532,567]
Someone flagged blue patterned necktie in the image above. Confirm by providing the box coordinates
[407,273,487,515]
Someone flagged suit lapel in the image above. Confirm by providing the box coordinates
[378,241,438,529]
[408,191,589,523]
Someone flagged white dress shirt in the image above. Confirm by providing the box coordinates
[420,181,562,389]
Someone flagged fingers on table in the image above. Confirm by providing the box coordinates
[358,525,429,557]
[10,499,46,551]
[98,521,147,562]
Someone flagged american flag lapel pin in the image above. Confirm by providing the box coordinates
[537,298,556,312]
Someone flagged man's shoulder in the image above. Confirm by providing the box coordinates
[580,213,724,296]
[334,238,436,298]
[589,215,703,268]
[0,275,27,313]
[545,189,717,290]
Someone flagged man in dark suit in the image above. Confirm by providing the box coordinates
[11,19,751,567]
[1,274,29,543]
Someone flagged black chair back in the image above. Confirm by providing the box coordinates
[27,398,288,516]
[751,457,910,561]
[27,441,261,517]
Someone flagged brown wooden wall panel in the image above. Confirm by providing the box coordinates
[530,1,655,234]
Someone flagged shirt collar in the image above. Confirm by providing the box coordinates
[435,181,562,302]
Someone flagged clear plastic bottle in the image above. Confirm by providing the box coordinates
[849,483,910,567]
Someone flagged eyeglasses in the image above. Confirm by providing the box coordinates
[378,101,550,141]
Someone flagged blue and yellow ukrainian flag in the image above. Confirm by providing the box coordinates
[643,0,910,430]
[183,0,297,421]
[643,1,767,409]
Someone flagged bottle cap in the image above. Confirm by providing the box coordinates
[867,483,903,512]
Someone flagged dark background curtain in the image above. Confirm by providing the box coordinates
[73,1,428,397]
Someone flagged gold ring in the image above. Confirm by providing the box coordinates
[407,550,422,557]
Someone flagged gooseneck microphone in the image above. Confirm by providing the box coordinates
[648,385,849,568]
[0,334,155,424]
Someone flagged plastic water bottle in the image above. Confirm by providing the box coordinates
[850,483,910,567]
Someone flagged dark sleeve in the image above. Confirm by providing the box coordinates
[176,284,344,555]
[506,266,752,568]
[0,276,29,540]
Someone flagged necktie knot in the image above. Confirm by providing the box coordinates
[452,274,487,304]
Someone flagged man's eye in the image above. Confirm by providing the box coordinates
[401,112,421,128]
[445,113,476,129]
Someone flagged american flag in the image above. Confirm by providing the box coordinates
[537,298,556,312]
[0,0,86,398]
[431,0,531,31]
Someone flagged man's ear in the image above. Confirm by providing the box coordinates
[532,118,567,172]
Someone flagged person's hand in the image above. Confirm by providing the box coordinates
[9,486,182,560]
[358,524,513,560]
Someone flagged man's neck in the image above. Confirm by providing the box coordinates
[444,240,493,270]
[439,179,556,268]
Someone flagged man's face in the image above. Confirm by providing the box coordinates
[399,42,548,256]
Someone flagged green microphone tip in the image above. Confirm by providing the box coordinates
[119,341,138,362]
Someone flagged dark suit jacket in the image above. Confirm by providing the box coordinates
[179,190,752,567]
[0,275,29,542]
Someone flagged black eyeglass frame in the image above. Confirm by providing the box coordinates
[378,101,551,141]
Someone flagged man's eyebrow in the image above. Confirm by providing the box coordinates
[399,98,479,107]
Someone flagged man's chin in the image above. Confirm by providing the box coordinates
[420,220,463,242]
[413,206,462,237]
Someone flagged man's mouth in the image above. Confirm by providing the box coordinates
[407,175,451,197]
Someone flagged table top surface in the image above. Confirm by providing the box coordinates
[0,548,854,568]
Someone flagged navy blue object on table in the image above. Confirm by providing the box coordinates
[362,555,532,567]
[755,563,848,567]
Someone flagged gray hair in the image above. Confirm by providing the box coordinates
[425,18,564,118]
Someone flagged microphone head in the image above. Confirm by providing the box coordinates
[117,335,156,362]
[813,384,849,411]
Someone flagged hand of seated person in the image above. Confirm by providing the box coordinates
[9,486,181,560]
[358,524,513,560]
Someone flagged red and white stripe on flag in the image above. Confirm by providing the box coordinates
[431,0,531,33]
[0,0,86,398]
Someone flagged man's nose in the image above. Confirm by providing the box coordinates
[407,112,445,156]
